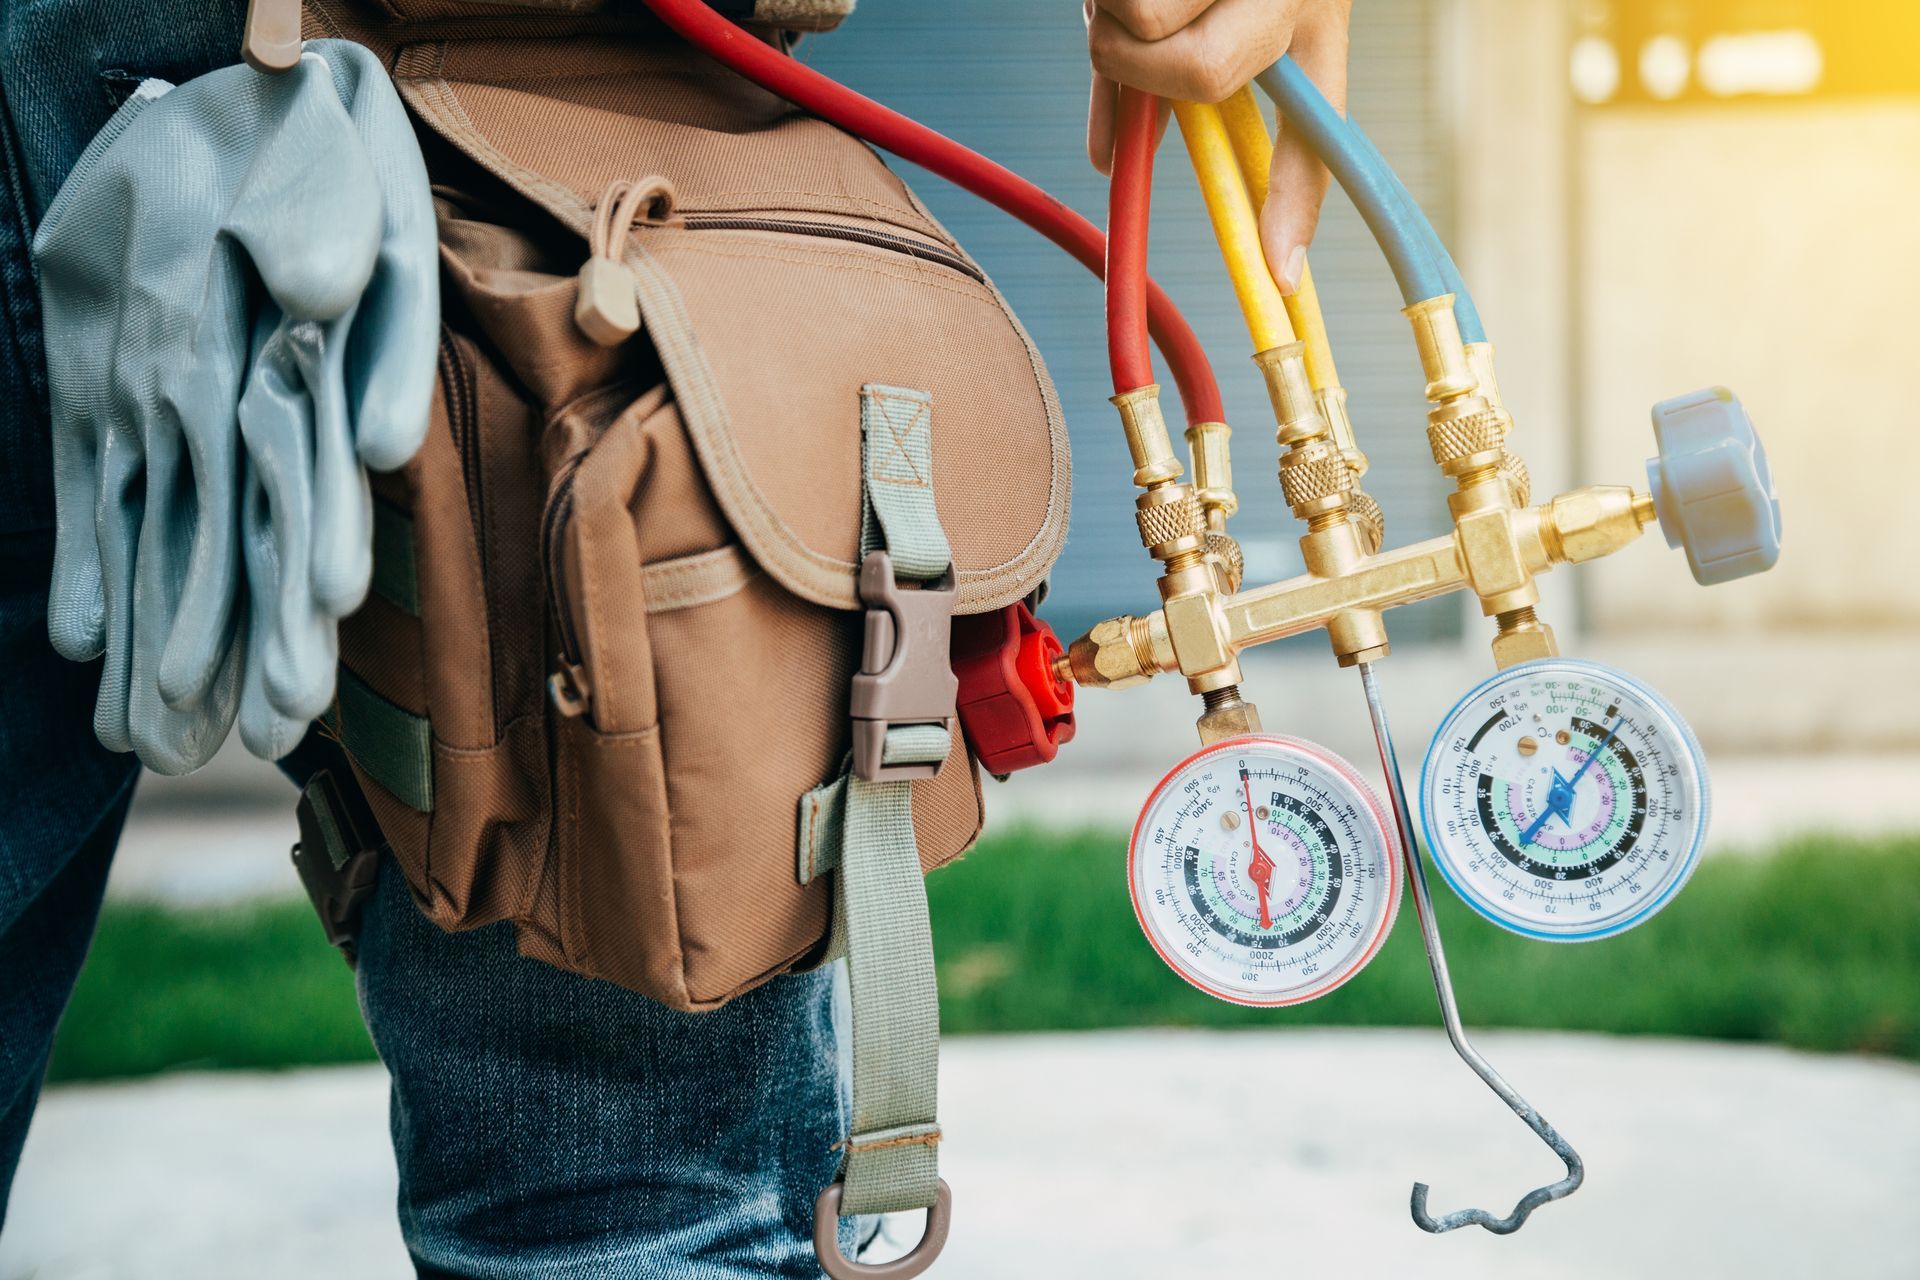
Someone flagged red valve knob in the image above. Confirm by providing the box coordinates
[951,601,1075,774]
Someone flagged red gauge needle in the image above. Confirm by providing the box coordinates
[1242,776,1276,930]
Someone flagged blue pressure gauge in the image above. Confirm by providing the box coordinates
[1418,658,1710,942]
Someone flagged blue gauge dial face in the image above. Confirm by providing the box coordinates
[1418,659,1710,941]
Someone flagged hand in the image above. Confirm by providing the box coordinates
[1085,0,1354,293]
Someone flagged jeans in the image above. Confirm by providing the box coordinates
[0,4,853,1273]
[359,861,851,1278]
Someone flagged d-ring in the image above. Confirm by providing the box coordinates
[814,1179,953,1280]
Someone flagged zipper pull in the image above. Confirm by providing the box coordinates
[548,662,593,718]
[575,258,639,347]
[575,177,676,347]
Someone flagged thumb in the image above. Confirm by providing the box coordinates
[1260,14,1349,295]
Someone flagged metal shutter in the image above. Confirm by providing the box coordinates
[802,0,1459,641]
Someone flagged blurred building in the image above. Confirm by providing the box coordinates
[809,0,1920,751]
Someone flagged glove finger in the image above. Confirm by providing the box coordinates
[157,249,250,712]
[320,39,439,474]
[237,472,314,761]
[240,318,337,721]
[342,222,438,473]
[126,410,241,775]
[46,406,106,661]
[88,417,145,755]
[225,54,380,323]
[298,309,374,619]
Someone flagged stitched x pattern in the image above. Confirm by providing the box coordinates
[866,389,931,488]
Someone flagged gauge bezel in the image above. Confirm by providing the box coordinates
[1417,657,1712,943]
[1127,733,1401,1007]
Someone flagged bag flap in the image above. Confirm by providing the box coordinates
[382,34,1070,614]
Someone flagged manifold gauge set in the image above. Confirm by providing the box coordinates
[1064,59,1781,1236]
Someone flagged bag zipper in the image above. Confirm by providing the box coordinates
[676,214,986,284]
[543,450,592,717]
[439,330,486,566]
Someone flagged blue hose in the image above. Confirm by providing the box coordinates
[1254,57,1486,344]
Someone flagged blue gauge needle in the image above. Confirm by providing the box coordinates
[1519,716,1622,847]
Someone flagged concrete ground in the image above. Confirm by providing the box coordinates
[5,1029,1918,1279]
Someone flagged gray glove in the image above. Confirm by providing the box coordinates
[35,40,436,773]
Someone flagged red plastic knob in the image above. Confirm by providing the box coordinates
[951,601,1075,774]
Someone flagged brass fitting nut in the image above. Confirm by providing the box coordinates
[1499,451,1532,507]
[1427,411,1506,475]
[1204,530,1245,592]
[1492,610,1558,669]
[1279,442,1353,511]
[1544,485,1654,565]
[1346,488,1385,555]
[1065,615,1158,689]
[1134,487,1204,559]
[1196,697,1263,744]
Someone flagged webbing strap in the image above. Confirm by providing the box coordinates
[330,666,434,813]
[859,385,949,577]
[808,385,951,1217]
[369,498,419,616]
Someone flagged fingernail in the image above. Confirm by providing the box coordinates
[1278,245,1306,295]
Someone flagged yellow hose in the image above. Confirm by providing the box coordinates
[1217,88,1339,391]
[1171,99,1294,355]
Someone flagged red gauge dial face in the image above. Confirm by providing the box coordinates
[1129,735,1400,1007]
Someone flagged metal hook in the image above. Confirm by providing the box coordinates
[1357,662,1585,1235]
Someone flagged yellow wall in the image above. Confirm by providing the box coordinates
[1577,100,1920,632]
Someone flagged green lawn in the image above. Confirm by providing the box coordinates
[48,831,1920,1083]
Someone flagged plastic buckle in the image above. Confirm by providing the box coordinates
[290,770,383,966]
[850,550,959,783]
[952,601,1075,774]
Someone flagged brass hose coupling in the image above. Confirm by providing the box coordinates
[1110,384,1245,699]
[1184,419,1246,591]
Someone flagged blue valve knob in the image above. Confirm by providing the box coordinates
[1645,387,1781,585]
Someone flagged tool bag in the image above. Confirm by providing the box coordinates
[300,6,1070,1015]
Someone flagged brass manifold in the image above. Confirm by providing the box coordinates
[1068,296,1661,731]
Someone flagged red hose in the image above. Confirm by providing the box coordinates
[640,0,1225,425]
[1105,88,1156,395]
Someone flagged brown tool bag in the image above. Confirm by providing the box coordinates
[307,8,1070,1013]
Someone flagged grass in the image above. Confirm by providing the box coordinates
[47,831,1920,1084]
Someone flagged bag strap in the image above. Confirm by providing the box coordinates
[802,385,956,1233]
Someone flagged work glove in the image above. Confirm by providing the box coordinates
[34,40,436,773]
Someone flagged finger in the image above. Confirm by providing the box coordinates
[127,397,240,773]
[1090,0,1214,42]
[238,315,337,722]
[237,472,315,761]
[340,91,439,473]
[1261,4,1349,294]
[1088,68,1117,175]
[298,309,375,620]
[1089,0,1303,105]
[87,414,148,756]
[46,407,106,662]
[157,251,249,711]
